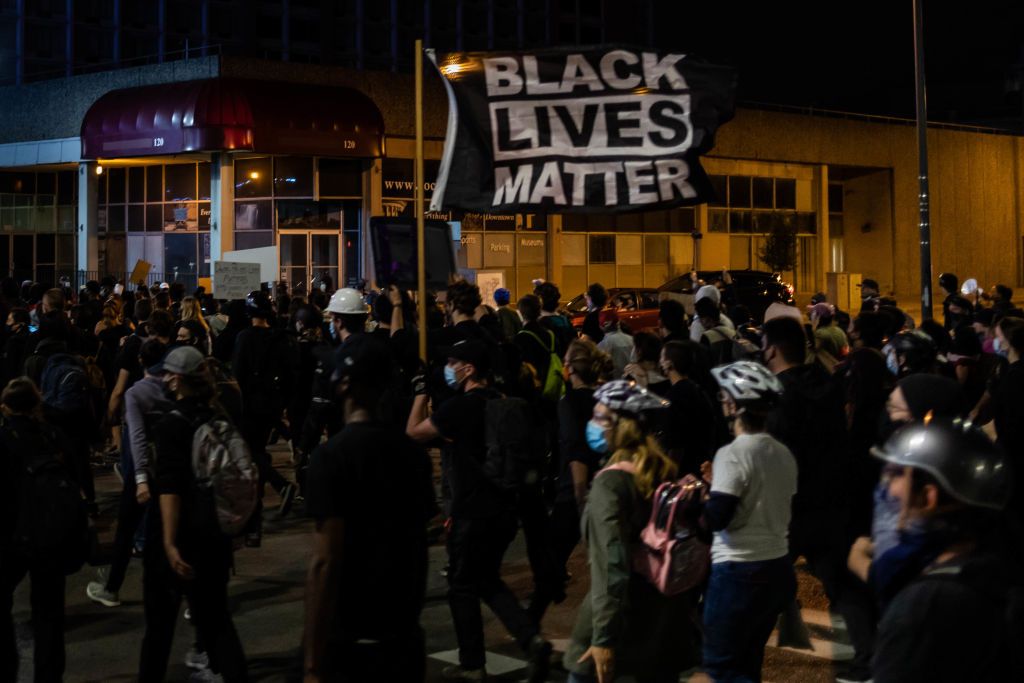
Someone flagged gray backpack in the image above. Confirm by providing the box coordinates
[189,416,258,536]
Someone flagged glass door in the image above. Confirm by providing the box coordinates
[279,232,309,293]
[310,232,339,293]
[280,231,340,294]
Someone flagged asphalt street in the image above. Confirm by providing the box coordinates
[13,445,843,682]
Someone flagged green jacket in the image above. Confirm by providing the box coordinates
[564,468,700,678]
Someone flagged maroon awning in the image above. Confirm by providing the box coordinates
[81,78,384,159]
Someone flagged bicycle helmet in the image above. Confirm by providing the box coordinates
[871,418,1012,511]
[712,360,784,410]
[593,379,670,417]
[891,330,937,376]
[244,290,273,318]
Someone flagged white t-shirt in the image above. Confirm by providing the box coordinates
[710,432,797,564]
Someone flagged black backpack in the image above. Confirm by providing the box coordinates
[481,396,548,491]
[701,325,738,366]
[2,421,90,575]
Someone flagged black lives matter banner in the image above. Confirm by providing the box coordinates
[428,46,736,214]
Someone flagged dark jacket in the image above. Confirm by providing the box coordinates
[231,326,298,416]
[152,397,219,548]
[1,326,31,385]
[873,553,1022,683]
[565,468,699,678]
[768,363,850,531]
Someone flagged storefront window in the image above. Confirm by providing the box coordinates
[234,157,272,198]
[235,231,275,250]
[236,200,273,231]
[108,167,126,203]
[165,164,197,201]
[273,157,314,197]
[164,232,198,287]
[129,167,145,203]
[277,200,342,230]
[164,203,198,231]
[197,163,211,201]
[146,166,162,203]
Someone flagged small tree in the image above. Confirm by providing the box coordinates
[758,213,797,273]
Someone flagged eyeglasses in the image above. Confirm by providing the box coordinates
[591,413,615,427]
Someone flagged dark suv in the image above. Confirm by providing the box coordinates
[658,270,794,322]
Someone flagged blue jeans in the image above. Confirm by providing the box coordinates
[702,556,796,683]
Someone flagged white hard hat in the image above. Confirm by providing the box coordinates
[326,287,369,315]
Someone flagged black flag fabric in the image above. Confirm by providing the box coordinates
[428,46,737,214]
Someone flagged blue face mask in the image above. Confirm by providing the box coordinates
[994,337,1009,359]
[585,419,609,453]
[885,347,899,375]
[444,364,462,389]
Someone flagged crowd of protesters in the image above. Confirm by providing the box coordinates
[0,268,1022,683]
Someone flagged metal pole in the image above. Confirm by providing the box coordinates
[415,39,428,361]
[913,0,933,320]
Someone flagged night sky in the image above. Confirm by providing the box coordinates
[644,0,1024,130]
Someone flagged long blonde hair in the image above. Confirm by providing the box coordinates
[606,414,677,500]
[180,296,210,333]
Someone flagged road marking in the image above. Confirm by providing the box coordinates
[429,649,527,676]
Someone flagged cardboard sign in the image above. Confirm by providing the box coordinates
[128,259,152,285]
[213,261,261,300]
[476,270,506,308]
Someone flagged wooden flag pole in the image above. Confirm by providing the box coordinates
[415,39,428,361]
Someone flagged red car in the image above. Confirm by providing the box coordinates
[566,288,662,333]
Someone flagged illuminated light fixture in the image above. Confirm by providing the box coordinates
[249,171,260,180]
[95,164,104,175]
[442,62,467,76]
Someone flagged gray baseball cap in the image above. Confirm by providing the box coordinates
[154,345,206,376]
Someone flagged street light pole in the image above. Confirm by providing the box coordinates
[415,39,428,361]
[913,0,933,320]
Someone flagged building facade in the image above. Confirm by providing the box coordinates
[1,3,1022,304]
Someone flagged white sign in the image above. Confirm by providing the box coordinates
[476,270,506,308]
[222,246,278,283]
[213,261,261,300]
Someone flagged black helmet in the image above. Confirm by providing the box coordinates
[244,290,273,319]
[891,330,937,377]
[871,419,1013,511]
[938,272,959,293]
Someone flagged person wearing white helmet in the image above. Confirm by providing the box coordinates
[701,361,798,683]
[325,287,369,345]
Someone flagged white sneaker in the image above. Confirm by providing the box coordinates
[189,670,223,682]
[185,647,210,670]
[441,664,486,681]
[86,581,121,608]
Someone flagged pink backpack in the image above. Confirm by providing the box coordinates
[600,461,711,595]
